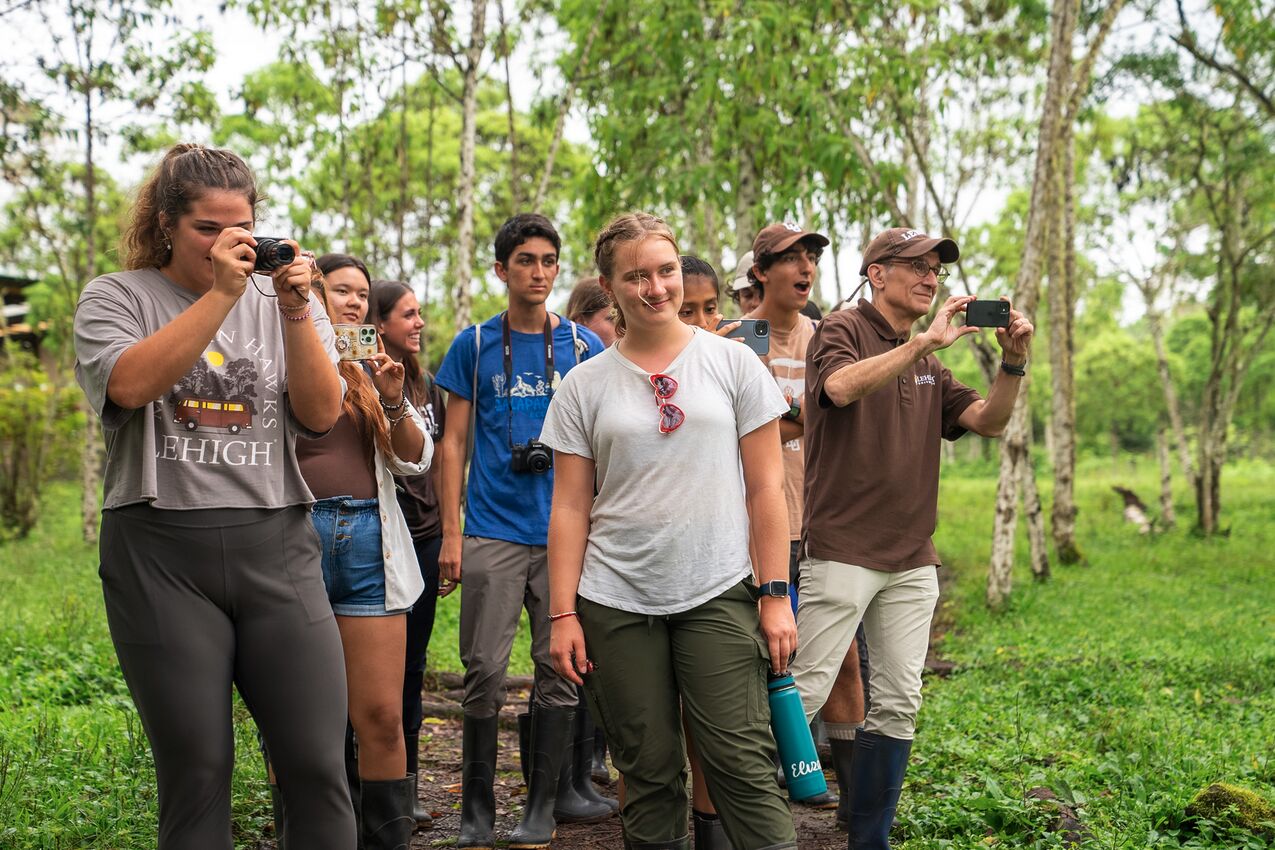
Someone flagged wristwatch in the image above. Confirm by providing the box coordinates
[757,580,789,598]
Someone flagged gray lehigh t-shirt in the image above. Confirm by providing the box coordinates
[539,327,789,615]
[74,268,340,511]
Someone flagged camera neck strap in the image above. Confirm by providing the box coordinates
[500,311,555,449]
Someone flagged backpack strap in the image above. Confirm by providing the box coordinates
[567,317,586,364]
[467,324,481,471]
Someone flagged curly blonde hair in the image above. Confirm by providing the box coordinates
[592,213,680,338]
[122,144,259,270]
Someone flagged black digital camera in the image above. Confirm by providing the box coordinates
[253,237,296,272]
[510,440,552,474]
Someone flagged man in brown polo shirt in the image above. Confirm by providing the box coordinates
[791,227,1034,849]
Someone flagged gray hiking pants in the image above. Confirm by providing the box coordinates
[99,504,355,850]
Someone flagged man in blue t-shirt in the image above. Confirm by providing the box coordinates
[436,213,606,847]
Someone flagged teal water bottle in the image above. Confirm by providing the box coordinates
[767,672,828,801]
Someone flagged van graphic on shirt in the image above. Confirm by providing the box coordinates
[168,353,260,434]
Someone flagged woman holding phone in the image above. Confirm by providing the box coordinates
[300,256,433,848]
[542,213,798,849]
[73,143,351,849]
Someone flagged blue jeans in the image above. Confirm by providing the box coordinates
[311,496,404,617]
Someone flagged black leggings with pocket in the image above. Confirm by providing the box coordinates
[100,503,355,850]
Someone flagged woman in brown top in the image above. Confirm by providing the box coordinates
[293,254,432,848]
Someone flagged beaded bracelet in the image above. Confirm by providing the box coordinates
[279,304,312,321]
[549,611,578,622]
[386,406,411,428]
[380,393,407,412]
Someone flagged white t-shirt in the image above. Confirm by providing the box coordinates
[539,327,788,615]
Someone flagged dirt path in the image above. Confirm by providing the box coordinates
[261,569,959,849]
[408,713,844,849]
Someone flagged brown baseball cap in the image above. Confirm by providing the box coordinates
[752,221,830,261]
[858,227,959,276]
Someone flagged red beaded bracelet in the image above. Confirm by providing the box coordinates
[279,303,312,321]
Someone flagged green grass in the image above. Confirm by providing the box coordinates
[1,461,1272,848]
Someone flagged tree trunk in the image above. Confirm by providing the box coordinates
[987,0,1077,606]
[1048,122,1081,564]
[498,0,518,212]
[1157,427,1175,529]
[422,82,437,362]
[532,0,608,212]
[396,34,410,281]
[453,0,489,334]
[734,151,758,257]
[1020,441,1050,581]
[1145,294,1194,482]
[987,426,1022,609]
[81,74,100,544]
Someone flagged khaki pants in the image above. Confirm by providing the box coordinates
[459,536,577,716]
[579,582,797,849]
[791,558,938,740]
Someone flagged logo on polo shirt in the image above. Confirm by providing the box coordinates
[914,373,936,386]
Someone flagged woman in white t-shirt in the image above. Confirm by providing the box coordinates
[541,213,798,850]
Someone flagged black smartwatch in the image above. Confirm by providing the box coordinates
[757,580,789,598]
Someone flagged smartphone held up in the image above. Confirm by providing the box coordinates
[333,324,379,361]
[963,299,1010,328]
[717,318,771,355]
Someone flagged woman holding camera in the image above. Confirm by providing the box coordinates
[73,143,351,849]
[289,256,431,847]
[542,213,798,849]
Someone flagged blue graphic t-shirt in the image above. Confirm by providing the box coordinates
[436,313,604,545]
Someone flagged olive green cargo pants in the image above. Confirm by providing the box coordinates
[578,581,797,849]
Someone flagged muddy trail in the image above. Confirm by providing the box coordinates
[258,569,957,848]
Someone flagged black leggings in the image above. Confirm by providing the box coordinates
[100,504,355,850]
[402,534,442,736]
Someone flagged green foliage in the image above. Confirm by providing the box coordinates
[1074,327,1162,453]
[0,356,83,541]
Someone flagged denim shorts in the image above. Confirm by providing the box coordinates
[311,496,407,617]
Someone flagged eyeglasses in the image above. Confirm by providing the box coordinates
[649,373,685,434]
[886,258,950,283]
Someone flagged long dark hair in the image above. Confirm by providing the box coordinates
[123,143,259,269]
[369,279,426,402]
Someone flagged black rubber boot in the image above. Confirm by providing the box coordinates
[592,727,611,783]
[554,697,617,821]
[404,733,433,829]
[846,730,912,850]
[831,737,856,830]
[508,704,573,847]
[346,723,365,850]
[458,714,499,849]
[518,710,532,785]
[361,776,415,850]
[692,810,732,850]
[269,783,286,850]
